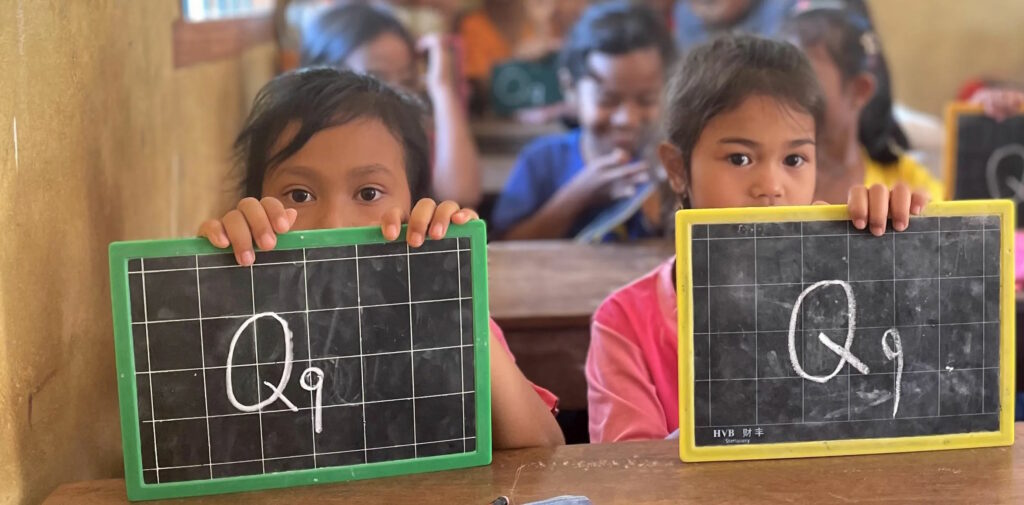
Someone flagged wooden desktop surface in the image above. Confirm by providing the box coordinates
[45,423,1024,504]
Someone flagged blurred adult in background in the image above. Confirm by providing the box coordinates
[302,3,483,207]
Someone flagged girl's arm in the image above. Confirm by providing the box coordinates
[586,311,670,443]
[421,35,483,209]
[490,331,565,449]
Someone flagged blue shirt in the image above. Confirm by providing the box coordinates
[673,0,795,52]
[491,130,656,242]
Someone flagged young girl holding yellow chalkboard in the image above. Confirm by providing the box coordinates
[586,35,931,443]
[197,68,564,449]
[781,2,944,204]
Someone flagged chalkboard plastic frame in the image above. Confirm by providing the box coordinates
[108,222,492,500]
[675,201,1016,462]
[943,102,1024,201]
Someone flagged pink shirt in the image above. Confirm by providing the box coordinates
[587,258,678,442]
[491,319,559,413]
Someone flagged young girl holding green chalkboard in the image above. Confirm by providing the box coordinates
[586,35,932,443]
[197,68,564,449]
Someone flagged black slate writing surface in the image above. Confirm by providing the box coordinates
[947,107,1024,227]
[687,213,1004,447]
[116,226,486,493]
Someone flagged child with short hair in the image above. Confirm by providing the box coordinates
[587,35,928,442]
[199,68,564,449]
[491,1,676,241]
[301,3,482,208]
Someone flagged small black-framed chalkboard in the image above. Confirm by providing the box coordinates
[108,222,491,500]
[944,103,1024,227]
[675,201,1015,462]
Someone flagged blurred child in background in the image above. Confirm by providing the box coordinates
[491,1,675,241]
[302,3,482,207]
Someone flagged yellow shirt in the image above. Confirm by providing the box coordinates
[863,153,945,202]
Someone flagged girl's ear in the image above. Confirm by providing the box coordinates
[659,141,690,199]
[850,71,877,112]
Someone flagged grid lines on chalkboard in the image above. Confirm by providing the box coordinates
[249,263,267,474]
[753,228,758,425]
[138,259,160,483]
[457,239,467,452]
[352,245,368,463]
[405,243,418,458]
[194,256,214,479]
[690,216,1001,445]
[127,237,476,483]
[301,248,318,467]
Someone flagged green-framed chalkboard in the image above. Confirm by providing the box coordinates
[109,221,492,501]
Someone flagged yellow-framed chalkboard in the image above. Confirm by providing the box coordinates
[676,201,1015,462]
[943,102,1024,202]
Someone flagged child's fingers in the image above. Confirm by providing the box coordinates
[238,197,277,251]
[847,185,869,230]
[602,161,649,184]
[380,207,404,241]
[222,210,257,266]
[889,183,911,232]
[812,200,829,206]
[592,148,630,172]
[451,208,480,225]
[198,219,231,248]
[406,198,437,248]
[867,184,890,236]
[428,200,461,240]
[286,208,298,227]
[416,33,439,53]
[260,197,292,234]
[910,191,930,216]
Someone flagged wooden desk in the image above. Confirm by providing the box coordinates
[488,240,674,414]
[473,119,565,196]
[473,119,564,156]
[45,424,1024,504]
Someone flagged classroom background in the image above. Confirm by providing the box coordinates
[1,0,1023,503]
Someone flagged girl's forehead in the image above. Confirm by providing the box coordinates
[268,120,406,180]
[584,48,665,83]
[705,96,816,138]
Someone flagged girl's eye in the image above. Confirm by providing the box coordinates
[728,154,752,167]
[289,189,314,203]
[358,187,382,202]
[784,154,807,168]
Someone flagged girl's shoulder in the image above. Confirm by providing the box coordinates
[594,257,676,335]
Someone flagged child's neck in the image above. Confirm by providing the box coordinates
[815,132,865,204]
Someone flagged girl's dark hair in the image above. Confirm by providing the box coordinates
[234,67,431,201]
[664,35,825,174]
[300,3,415,67]
[782,1,909,165]
[559,1,676,84]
